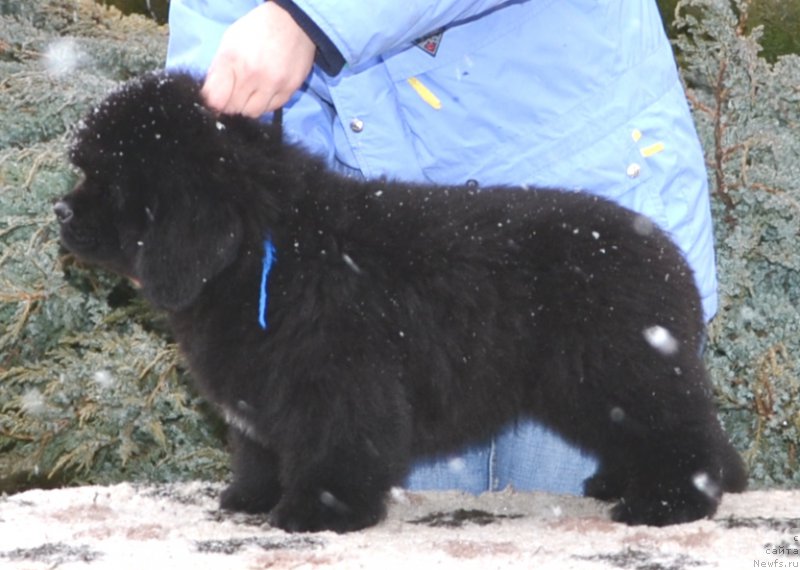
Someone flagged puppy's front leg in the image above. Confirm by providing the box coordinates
[269,438,401,533]
[267,384,411,533]
[219,427,283,514]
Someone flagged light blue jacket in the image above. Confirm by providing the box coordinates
[166,0,718,320]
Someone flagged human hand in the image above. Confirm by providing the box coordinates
[202,2,316,117]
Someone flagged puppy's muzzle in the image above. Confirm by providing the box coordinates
[53,201,74,224]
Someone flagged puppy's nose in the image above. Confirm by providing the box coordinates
[53,201,73,223]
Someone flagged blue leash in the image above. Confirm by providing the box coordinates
[258,238,277,330]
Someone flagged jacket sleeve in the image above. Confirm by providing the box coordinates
[287,0,518,70]
[272,0,346,75]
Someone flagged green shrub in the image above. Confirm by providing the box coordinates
[0,0,226,492]
[675,0,800,487]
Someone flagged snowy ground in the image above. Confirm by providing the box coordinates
[1,483,798,569]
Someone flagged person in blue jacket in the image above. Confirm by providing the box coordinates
[166,0,718,496]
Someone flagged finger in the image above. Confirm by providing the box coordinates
[201,65,236,113]
[270,87,296,111]
[224,78,261,116]
[241,89,277,118]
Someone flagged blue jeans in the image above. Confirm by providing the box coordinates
[404,419,598,495]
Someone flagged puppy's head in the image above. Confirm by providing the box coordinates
[56,72,277,311]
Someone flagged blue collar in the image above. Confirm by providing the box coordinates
[258,238,277,330]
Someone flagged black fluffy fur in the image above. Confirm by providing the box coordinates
[56,72,747,533]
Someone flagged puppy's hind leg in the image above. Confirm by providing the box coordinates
[602,359,746,526]
[219,428,282,514]
[608,426,741,526]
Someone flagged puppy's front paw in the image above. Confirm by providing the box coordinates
[220,482,281,515]
[269,490,385,533]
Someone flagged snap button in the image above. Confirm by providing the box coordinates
[350,118,364,133]
[626,163,641,178]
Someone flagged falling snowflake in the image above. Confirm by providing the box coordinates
[692,471,720,499]
[20,388,48,417]
[447,457,466,473]
[642,325,679,356]
[93,369,115,389]
[632,215,655,236]
[43,38,85,77]
[609,406,626,423]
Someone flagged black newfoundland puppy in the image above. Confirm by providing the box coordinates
[55,72,746,533]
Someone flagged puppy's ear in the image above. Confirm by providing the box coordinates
[135,192,243,312]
